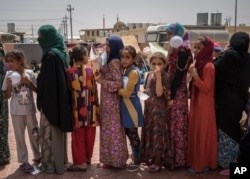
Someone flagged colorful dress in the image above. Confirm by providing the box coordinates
[119,65,143,128]
[0,50,10,164]
[66,65,99,165]
[140,71,171,166]
[167,47,192,168]
[99,60,128,168]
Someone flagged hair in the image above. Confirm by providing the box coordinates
[69,45,88,67]
[149,52,166,64]
[197,36,207,46]
[120,45,137,58]
[4,50,27,69]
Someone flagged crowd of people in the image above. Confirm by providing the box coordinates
[1,22,250,177]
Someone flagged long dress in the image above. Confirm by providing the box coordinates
[167,47,192,168]
[140,71,171,166]
[99,59,128,168]
[187,62,218,172]
[0,52,10,164]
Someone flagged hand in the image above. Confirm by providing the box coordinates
[167,46,175,55]
[167,100,174,111]
[6,77,12,88]
[21,75,31,84]
[188,65,197,75]
[153,66,161,79]
[94,73,104,84]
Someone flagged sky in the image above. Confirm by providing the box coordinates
[0,0,250,36]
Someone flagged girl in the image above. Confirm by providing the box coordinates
[66,45,99,172]
[140,52,171,173]
[118,45,143,172]
[1,50,40,173]
[94,36,128,168]
[187,36,217,173]
[166,35,193,169]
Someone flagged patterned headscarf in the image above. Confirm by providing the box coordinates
[37,25,69,69]
[166,22,191,48]
[106,36,124,63]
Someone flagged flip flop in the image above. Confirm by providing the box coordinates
[67,165,87,172]
[97,163,112,168]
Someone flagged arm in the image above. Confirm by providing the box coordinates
[118,70,139,97]
[102,60,122,92]
[193,63,215,94]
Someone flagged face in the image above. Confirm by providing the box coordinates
[167,31,174,41]
[150,58,165,71]
[193,40,205,57]
[5,57,23,71]
[82,54,89,64]
[120,50,134,69]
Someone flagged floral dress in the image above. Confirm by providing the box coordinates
[140,70,171,167]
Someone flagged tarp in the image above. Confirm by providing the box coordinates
[121,35,141,53]
[149,42,168,56]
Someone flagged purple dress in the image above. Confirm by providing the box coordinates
[99,59,128,168]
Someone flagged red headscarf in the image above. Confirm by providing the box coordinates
[195,36,213,77]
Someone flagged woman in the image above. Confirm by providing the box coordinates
[187,36,217,173]
[95,36,128,168]
[37,25,73,174]
[214,32,250,176]
[0,43,10,165]
[165,23,193,168]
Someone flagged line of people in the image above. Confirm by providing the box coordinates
[1,23,250,177]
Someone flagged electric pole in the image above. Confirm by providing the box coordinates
[67,4,74,42]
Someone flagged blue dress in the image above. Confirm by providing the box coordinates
[119,65,143,128]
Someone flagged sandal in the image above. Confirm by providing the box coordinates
[19,163,34,173]
[97,163,112,168]
[149,164,161,173]
[0,159,10,166]
[67,165,87,172]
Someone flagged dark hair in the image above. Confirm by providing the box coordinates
[149,52,166,64]
[4,50,27,69]
[69,45,88,66]
[197,36,207,46]
[120,45,137,58]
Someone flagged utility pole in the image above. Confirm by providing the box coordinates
[234,0,237,32]
[63,15,68,42]
[67,4,74,42]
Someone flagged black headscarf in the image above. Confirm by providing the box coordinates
[106,36,124,64]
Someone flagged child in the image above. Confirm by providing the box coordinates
[187,36,217,173]
[118,45,143,172]
[66,45,99,172]
[1,50,40,173]
[139,52,171,173]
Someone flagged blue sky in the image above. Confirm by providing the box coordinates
[0,0,249,36]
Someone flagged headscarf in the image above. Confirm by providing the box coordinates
[106,36,124,63]
[37,25,69,69]
[229,32,250,59]
[195,36,214,77]
[166,22,191,48]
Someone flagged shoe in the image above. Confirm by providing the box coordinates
[97,163,112,168]
[126,164,140,172]
[149,164,161,173]
[187,168,196,174]
[19,163,34,173]
[203,168,209,172]
[219,169,230,176]
[67,164,87,172]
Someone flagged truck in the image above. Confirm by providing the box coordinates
[145,24,230,52]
